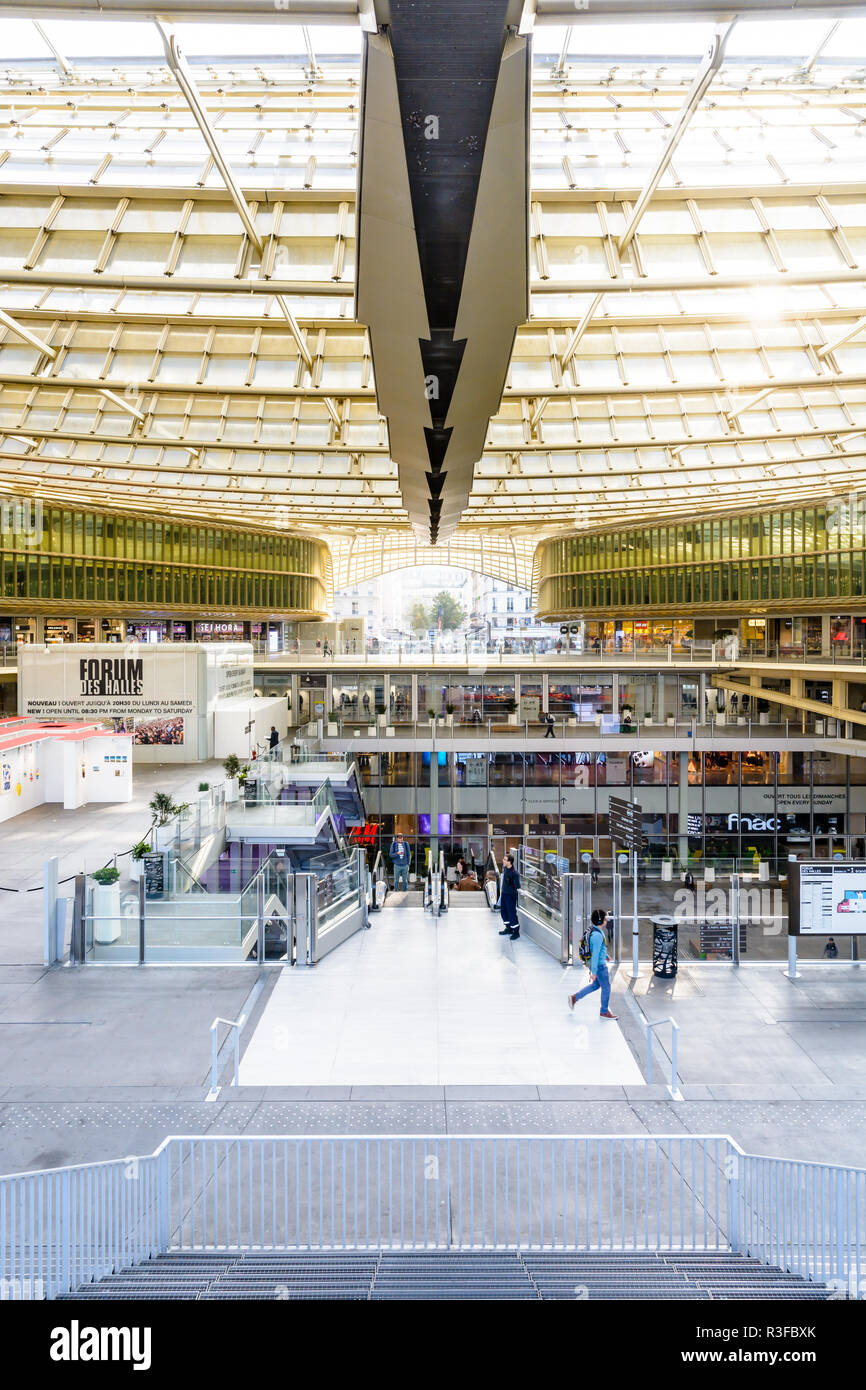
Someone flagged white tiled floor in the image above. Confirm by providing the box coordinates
[240,901,644,1086]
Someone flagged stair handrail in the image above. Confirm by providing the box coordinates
[207,1011,247,1100]
[645,1016,681,1100]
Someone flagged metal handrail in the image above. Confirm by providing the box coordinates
[646,1016,682,1101]
[207,1012,247,1100]
[2,1133,863,1298]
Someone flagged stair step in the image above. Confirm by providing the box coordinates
[65,1249,829,1301]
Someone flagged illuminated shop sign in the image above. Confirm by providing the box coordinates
[726,812,780,832]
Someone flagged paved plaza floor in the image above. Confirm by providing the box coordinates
[239,900,643,1087]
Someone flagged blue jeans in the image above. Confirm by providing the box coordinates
[393,863,409,890]
[573,963,611,1013]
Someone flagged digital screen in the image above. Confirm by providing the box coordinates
[418,813,451,836]
[797,862,866,934]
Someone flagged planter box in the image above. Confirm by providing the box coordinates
[661,861,673,881]
[385,726,395,737]
[327,722,338,736]
[92,882,122,945]
[155,825,176,851]
[130,859,144,883]
[225,777,239,804]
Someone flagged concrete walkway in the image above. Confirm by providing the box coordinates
[239,900,643,1087]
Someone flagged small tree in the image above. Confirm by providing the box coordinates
[407,601,428,634]
[148,791,189,828]
[429,590,466,631]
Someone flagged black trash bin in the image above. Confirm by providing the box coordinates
[651,915,678,977]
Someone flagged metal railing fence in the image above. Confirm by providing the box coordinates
[2,1134,862,1298]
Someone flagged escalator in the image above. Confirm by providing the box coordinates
[424,851,449,916]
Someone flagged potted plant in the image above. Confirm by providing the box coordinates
[223,754,243,802]
[327,708,340,737]
[427,708,437,725]
[445,702,455,727]
[90,865,121,944]
[130,841,151,883]
[149,790,189,848]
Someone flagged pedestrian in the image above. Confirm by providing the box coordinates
[684,870,695,892]
[824,936,839,959]
[591,856,600,886]
[497,853,521,940]
[568,908,617,1019]
[543,711,556,739]
[269,725,279,750]
[389,832,410,891]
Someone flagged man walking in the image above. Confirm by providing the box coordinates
[543,710,556,739]
[568,907,617,1019]
[389,832,410,891]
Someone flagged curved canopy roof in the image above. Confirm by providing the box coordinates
[1,7,866,571]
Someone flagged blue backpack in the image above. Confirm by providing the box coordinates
[578,924,602,968]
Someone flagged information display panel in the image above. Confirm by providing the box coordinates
[788,861,866,935]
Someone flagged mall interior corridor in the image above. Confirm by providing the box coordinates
[239,899,644,1088]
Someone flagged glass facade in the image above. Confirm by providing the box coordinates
[536,503,866,618]
[348,749,863,873]
[0,501,330,618]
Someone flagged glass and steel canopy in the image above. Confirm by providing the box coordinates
[1,11,866,573]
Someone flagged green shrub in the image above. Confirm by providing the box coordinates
[91,866,120,886]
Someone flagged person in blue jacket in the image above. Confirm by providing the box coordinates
[568,907,617,1018]
[389,832,410,891]
[498,853,521,940]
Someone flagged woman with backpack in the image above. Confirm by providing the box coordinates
[568,907,616,1018]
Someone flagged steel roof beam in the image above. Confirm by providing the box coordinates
[155,22,321,385]
[0,307,57,358]
[31,20,73,75]
[619,24,734,259]
[9,0,866,19]
[6,265,866,299]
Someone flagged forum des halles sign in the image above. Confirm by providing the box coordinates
[19,643,207,721]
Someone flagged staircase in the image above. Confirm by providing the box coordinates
[63,1250,831,1301]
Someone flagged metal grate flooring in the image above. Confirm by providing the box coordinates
[61,1250,833,1301]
